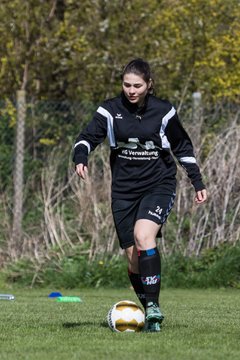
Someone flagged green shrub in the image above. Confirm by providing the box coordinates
[4,252,129,289]
[4,242,240,289]
[42,254,129,288]
[162,242,240,289]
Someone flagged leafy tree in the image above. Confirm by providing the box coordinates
[0,0,239,102]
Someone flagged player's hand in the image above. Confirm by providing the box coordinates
[75,163,88,180]
[195,189,207,204]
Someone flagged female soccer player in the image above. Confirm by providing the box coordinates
[73,58,207,332]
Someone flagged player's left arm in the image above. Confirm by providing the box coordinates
[165,113,207,203]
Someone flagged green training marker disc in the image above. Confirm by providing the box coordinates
[56,296,82,302]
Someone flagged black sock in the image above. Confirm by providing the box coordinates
[128,269,146,309]
[138,247,161,306]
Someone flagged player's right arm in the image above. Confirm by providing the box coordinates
[73,106,108,177]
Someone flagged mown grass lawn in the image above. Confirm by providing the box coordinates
[0,288,239,360]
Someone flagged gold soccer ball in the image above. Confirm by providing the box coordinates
[107,300,145,332]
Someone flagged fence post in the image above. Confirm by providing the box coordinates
[192,91,203,150]
[11,90,26,258]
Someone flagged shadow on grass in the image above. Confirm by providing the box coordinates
[63,321,189,330]
[164,323,189,329]
[63,321,109,328]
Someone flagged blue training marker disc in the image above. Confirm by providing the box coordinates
[48,292,63,298]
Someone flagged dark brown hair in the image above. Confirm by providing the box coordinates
[121,58,154,94]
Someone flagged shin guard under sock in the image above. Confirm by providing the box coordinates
[138,247,161,305]
[128,269,146,309]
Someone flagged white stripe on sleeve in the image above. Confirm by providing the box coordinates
[97,106,116,147]
[74,140,91,154]
[179,156,197,164]
[160,107,176,149]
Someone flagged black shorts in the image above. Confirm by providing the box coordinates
[111,187,176,249]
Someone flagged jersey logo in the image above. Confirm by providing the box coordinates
[115,113,123,119]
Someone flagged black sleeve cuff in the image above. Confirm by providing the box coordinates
[73,153,88,167]
[192,179,206,192]
[72,144,89,166]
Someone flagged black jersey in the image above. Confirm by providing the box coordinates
[73,93,205,199]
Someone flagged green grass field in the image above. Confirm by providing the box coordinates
[0,288,239,360]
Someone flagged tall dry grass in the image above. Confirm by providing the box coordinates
[1,108,239,263]
[68,145,118,258]
[166,110,240,255]
[36,114,240,259]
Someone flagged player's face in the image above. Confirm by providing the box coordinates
[122,73,151,106]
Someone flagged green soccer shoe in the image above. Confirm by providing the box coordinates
[144,320,161,332]
[144,302,164,332]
